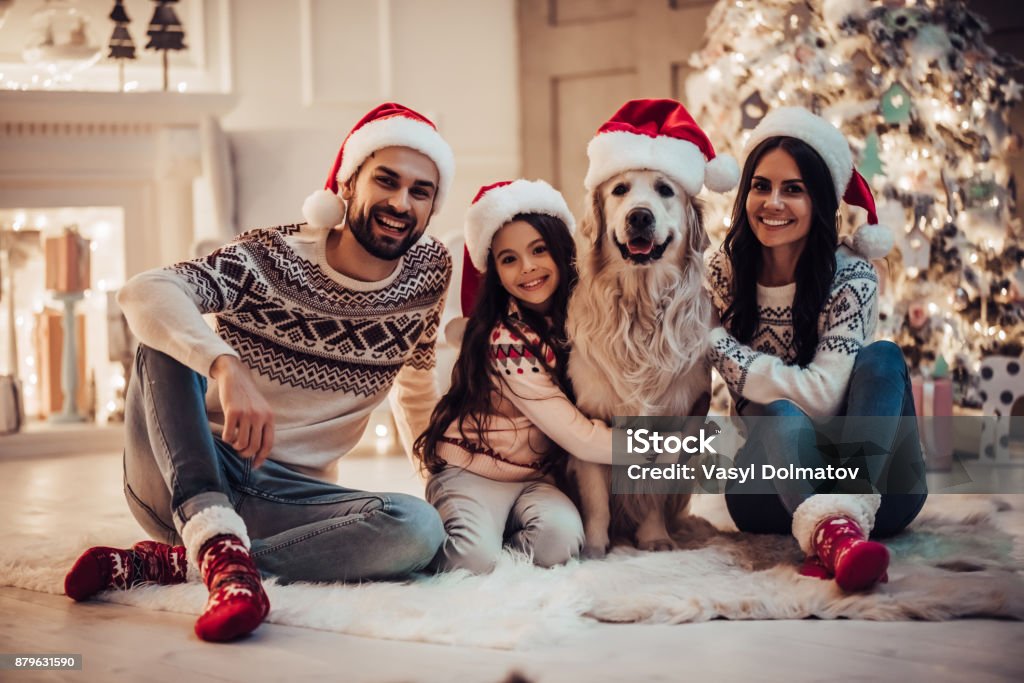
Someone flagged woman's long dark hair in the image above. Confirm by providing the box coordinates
[414,213,578,475]
[722,136,840,367]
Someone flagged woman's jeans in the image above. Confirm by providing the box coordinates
[725,341,928,538]
[122,344,444,583]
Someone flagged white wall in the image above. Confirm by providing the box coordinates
[221,0,521,242]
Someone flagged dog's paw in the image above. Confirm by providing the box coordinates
[581,544,609,560]
[637,538,678,552]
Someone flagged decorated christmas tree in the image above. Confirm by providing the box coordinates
[107,0,136,91]
[686,0,1023,405]
[145,0,187,91]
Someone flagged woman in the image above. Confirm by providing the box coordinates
[707,107,927,591]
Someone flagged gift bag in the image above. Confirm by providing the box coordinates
[911,375,953,471]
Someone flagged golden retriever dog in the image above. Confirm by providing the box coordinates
[566,169,712,557]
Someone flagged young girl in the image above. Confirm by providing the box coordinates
[414,179,613,574]
[707,107,928,592]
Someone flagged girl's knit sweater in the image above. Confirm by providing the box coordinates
[438,302,613,481]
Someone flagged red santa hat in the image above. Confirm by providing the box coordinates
[743,106,894,259]
[302,102,455,229]
[584,98,739,195]
[464,179,575,272]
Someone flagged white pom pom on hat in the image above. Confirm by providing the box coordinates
[301,102,455,228]
[302,189,345,231]
[745,106,894,259]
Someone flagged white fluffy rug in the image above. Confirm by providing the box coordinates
[2,495,1021,650]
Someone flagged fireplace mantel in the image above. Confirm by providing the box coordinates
[0,91,237,128]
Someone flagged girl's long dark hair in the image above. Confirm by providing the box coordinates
[722,136,840,367]
[414,213,578,475]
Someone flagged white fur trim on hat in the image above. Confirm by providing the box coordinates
[585,130,707,195]
[337,115,455,214]
[181,505,251,570]
[744,107,853,201]
[302,189,345,229]
[791,493,881,555]
[464,179,576,271]
[844,222,895,260]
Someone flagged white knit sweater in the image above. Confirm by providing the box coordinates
[118,223,451,482]
[706,246,879,418]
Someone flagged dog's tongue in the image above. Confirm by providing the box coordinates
[627,238,654,255]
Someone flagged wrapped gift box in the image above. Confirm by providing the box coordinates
[45,228,91,293]
[911,376,954,471]
[34,309,88,418]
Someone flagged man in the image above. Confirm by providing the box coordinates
[63,103,454,642]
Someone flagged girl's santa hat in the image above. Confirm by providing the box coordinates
[743,106,894,259]
[302,102,455,229]
[458,179,575,320]
[584,98,739,195]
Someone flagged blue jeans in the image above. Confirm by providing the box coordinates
[122,345,444,583]
[725,341,928,537]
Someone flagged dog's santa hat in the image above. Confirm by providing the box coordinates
[743,107,894,259]
[584,98,740,195]
[302,102,455,229]
[457,179,575,318]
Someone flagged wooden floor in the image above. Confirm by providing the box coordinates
[0,451,1022,683]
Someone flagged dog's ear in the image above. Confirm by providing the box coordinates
[579,190,606,252]
[687,196,709,254]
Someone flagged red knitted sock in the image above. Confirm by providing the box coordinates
[193,535,269,642]
[65,541,187,602]
[811,515,889,592]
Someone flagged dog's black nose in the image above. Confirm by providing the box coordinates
[626,208,654,231]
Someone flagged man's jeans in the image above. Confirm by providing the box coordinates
[122,345,444,583]
[725,341,928,537]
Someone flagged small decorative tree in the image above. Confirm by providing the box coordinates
[107,0,135,91]
[145,0,187,91]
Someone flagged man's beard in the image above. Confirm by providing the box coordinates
[346,203,423,260]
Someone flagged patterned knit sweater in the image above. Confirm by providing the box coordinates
[118,223,451,482]
[706,246,879,418]
[438,302,613,481]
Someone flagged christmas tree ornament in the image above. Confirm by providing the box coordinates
[1000,79,1023,104]
[858,132,886,181]
[880,82,913,124]
[740,90,768,130]
[850,49,875,82]
[784,1,814,41]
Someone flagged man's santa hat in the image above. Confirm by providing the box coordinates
[302,102,455,229]
[458,179,575,319]
[743,106,894,259]
[584,98,740,195]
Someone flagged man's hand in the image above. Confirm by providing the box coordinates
[210,355,275,467]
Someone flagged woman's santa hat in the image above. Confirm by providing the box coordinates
[584,98,739,195]
[302,102,455,229]
[458,179,575,320]
[743,106,894,259]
